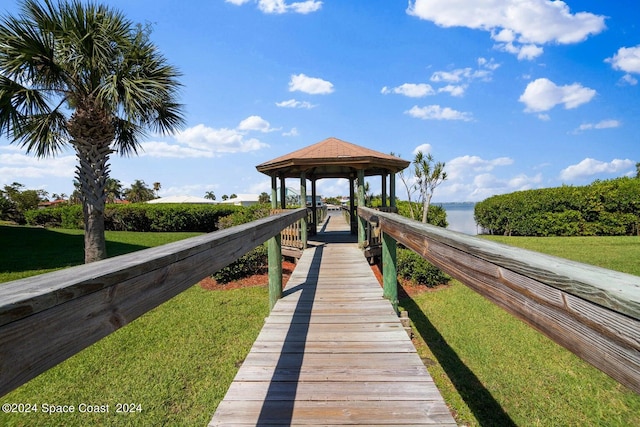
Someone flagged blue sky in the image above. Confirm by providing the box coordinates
[1,0,638,202]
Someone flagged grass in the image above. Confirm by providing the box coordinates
[0,225,269,426]
[1,226,639,425]
[400,234,640,426]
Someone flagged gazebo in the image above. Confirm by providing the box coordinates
[256,137,410,244]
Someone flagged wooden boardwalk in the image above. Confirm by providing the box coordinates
[209,212,456,426]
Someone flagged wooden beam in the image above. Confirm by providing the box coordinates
[358,206,640,394]
[357,169,366,246]
[300,171,307,249]
[269,174,283,310]
[0,208,307,397]
[382,231,398,313]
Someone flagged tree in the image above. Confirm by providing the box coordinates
[393,152,418,220]
[222,195,229,201]
[153,182,161,197]
[414,151,447,223]
[636,162,640,179]
[0,182,47,223]
[124,180,155,203]
[0,0,184,262]
[258,192,270,204]
[204,191,216,201]
[105,178,123,203]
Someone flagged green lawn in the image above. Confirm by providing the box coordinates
[401,234,640,426]
[1,226,639,426]
[0,225,269,426]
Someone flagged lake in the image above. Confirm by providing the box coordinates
[438,202,478,235]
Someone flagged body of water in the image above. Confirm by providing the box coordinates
[438,203,478,235]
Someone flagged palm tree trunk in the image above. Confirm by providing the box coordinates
[75,143,112,263]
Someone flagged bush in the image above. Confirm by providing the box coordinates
[211,244,268,284]
[396,247,450,287]
[25,203,242,232]
[474,177,640,236]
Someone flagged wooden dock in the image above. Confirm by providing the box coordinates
[209,212,456,426]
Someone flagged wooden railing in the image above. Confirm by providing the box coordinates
[0,208,307,397]
[358,206,640,394]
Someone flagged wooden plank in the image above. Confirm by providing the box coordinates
[0,208,308,397]
[358,206,640,394]
[211,400,456,426]
[210,212,456,426]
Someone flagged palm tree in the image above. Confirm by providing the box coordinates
[104,178,123,203]
[0,0,184,262]
[124,179,155,203]
[152,182,161,198]
[204,191,216,201]
[414,151,447,223]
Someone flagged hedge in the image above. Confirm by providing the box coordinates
[474,177,640,236]
[25,203,243,232]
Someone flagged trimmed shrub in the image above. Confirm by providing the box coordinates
[211,243,268,284]
[474,177,640,236]
[25,203,243,232]
[396,247,450,287]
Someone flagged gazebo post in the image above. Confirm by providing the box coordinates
[390,172,396,208]
[311,177,317,236]
[268,174,282,310]
[300,171,307,249]
[279,175,286,209]
[349,174,356,234]
[357,169,366,246]
[381,172,387,207]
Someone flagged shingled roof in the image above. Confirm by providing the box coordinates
[256,137,410,179]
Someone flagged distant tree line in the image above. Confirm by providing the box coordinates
[474,177,640,236]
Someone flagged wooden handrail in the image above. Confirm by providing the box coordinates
[0,208,307,397]
[358,206,640,394]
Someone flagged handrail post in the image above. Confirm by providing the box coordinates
[382,231,398,313]
[268,234,282,310]
[268,174,283,310]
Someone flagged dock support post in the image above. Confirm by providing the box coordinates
[268,174,282,310]
[382,231,398,313]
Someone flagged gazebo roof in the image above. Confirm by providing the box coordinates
[256,137,410,179]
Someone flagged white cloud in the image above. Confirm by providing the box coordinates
[0,147,76,182]
[560,158,635,181]
[405,105,473,121]
[283,127,299,136]
[289,73,334,95]
[438,85,466,97]
[412,143,432,155]
[142,120,271,158]
[425,58,498,97]
[621,74,638,86]
[606,45,640,74]
[572,119,621,134]
[237,115,279,133]
[407,0,606,60]
[519,78,596,113]
[433,154,541,202]
[139,141,213,158]
[447,155,513,179]
[276,99,316,109]
[381,83,435,98]
[227,0,322,14]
